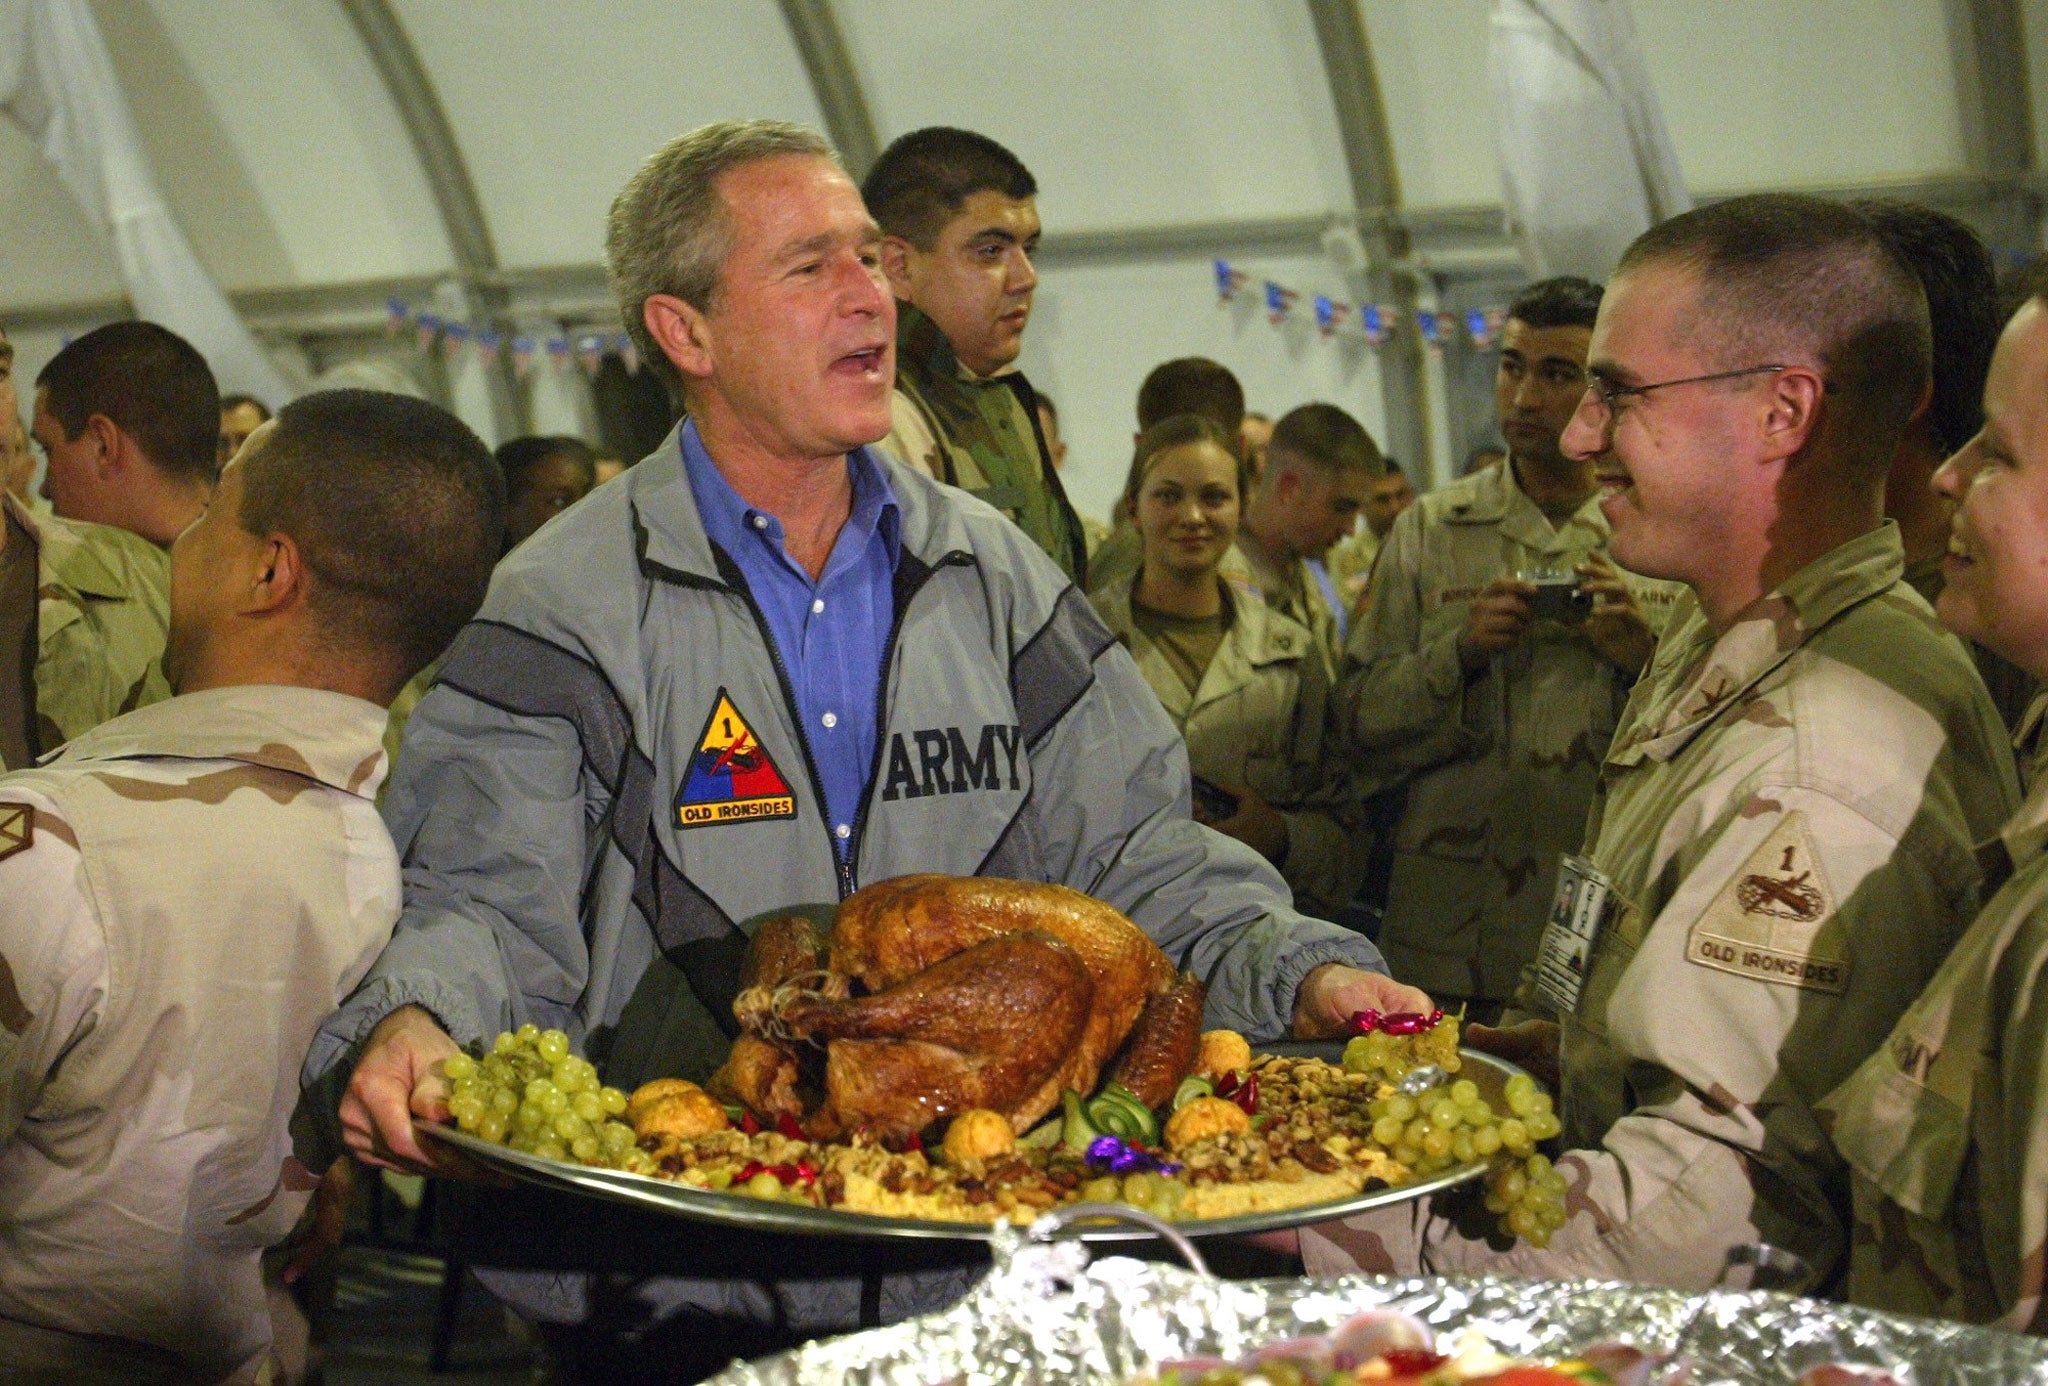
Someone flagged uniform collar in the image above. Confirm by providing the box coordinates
[1613,522,1905,765]
[895,303,1018,387]
[629,422,977,585]
[2001,745,2048,869]
[44,684,391,799]
[1440,459,1610,556]
[678,419,901,576]
[4,491,145,601]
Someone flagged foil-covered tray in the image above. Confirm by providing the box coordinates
[416,1044,1519,1243]
[710,1228,2048,1384]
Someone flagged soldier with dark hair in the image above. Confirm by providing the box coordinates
[1136,356,1247,436]
[1341,276,1672,1019]
[865,127,1086,582]
[33,321,220,547]
[0,389,501,1380]
[218,392,271,468]
[494,434,597,551]
[1308,193,2019,1297]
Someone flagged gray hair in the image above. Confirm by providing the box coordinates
[606,120,838,385]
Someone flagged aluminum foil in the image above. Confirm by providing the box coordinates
[708,1226,2048,1385]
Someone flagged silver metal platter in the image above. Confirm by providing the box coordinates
[417,1044,1528,1243]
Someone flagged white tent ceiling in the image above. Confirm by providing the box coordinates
[2,0,2042,514]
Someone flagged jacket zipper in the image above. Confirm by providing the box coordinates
[713,553,850,896]
[842,554,966,892]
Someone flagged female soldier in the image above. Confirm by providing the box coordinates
[1090,414,1366,919]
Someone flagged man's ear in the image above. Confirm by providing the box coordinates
[247,533,305,616]
[879,236,917,300]
[1760,366,1827,462]
[84,414,123,481]
[643,294,714,383]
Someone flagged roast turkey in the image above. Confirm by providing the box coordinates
[721,875,1194,1139]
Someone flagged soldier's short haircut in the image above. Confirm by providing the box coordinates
[1619,194,1932,467]
[1851,200,1998,455]
[238,389,504,683]
[607,120,838,386]
[861,127,1037,251]
[219,393,272,423]
[1508,276,1603,331]
[1136,357,1245,435]
[495,434,597,502]
[1122,414,1248,514]
[1264,403,1384,487]
[37,321,220,483]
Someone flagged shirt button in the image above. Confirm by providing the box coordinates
[835,823,851,840]
[751,514,768,531]
[821,711,838,729]
[811,598,825,614]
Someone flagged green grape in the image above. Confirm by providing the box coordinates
[746,1171,782,1198]
[1450,1079,1479,1105]
[534,1138,568,1162]
[507,1132,537,1154]
[477,1112,510,1143]
[1426,1099,1461,1129]
[1409,1118,1436,1144]
[1499,1119,1533,1156]
[571,1134,601,1163]
[1504,1073,1536,1105]
[571,1091,604,1123]
[444,1052,477,1081]
[622,1151,657,1176]
[1123,1172,1158,1204]
[1421,1128,1452,1160]
[524,1077,558,1105]
[1371,1116,1406,1147]
[1341,1036,1373,1074]
[450,1096,484,1130]
[1081,1177,1121,1202]
[1385,1094,1416,1123]
[1484,1190,1509,1214]
[1525,1153,1552,1180]
[1495,1167,1527,1203]
[537,1029,570,1064]
[515,1023,540,1044]
[1392,1141,1422,1168]
[482,1055,514,1084]
[1450,1129,1476,1164]
[1508,1088,1541,1118]
[1472,1125,1502,1156]
[602,1121,636,1153]
[514,1102,547,1134]
[1527,1111,1562,1142]
[490,1088,518,1116]
[493,1031,521,1055]
[538,1087,569,1117]
[552,1112,591,1143]
[599,1087,628,1116]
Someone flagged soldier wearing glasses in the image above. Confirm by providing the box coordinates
[1301,194,2017,1294]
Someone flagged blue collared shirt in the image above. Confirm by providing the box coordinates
[681,422,901,864]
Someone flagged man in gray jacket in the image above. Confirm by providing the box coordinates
[311,119,1421,1366]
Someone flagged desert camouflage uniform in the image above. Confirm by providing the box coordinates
[1340,463,1678,1002]
[1084,518,1261,612]
[0,686,398,1382]
[1821,768,2048,1329]
[3,492,169,768]
[1302,523,2018,1291]
[1325,524,1380,615]
[880,304,1087,583]
[1236,528,1344,679]
[1092,577,1367,918]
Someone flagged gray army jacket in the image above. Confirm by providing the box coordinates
[307,430,1385,1094]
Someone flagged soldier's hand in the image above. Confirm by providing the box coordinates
[1291,964,1434,1039]
[281,1156,354,1286]
[1577,555,1655,675]
[340,1004,462,1175]
[1464,1019,1561,1094]
[1208,780,1291,864]
[1457,579,1535,672]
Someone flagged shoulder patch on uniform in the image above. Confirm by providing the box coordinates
[1687,811,1848,993]
[0,802,31,863]
[674,689,797,829]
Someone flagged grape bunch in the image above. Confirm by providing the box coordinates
[1339,1019,1461,1086]
[441,1024,651,1174]
[1345,1029,1567,1247]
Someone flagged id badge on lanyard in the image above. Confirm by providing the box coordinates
[1533,853,1618,1016]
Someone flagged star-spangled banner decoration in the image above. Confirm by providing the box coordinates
[1214,258,1248,300]
[1264,281,1299,324]
[1314,295,1349,337]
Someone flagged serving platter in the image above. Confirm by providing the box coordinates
[416,1043,1527,1243]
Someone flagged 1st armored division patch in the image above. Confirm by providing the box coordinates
[0,802,30,864]
[1687,811,1848,994]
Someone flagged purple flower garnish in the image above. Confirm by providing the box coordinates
[1084,1135,1182,1176]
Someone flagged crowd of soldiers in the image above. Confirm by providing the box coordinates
[5,114,2048,1383]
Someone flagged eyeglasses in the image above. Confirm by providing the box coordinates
[1579,364,1790,438]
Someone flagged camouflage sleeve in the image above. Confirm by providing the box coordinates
[1023,607,1388,1042]
[0,793,105,1144]
[1993,910,2048,1331]
[877,390,942,480]
[1306,784,1975,1290]
[1339,503,1475,777]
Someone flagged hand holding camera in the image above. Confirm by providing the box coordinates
[1456,576,1540,671]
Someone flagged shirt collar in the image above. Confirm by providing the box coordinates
[43,685,392,799]
[678,419,902,574]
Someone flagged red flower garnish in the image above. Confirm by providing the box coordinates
[740,1112,762,1135]
[1349,1008,1447,1037]
[734,1161,765,1182]
[1231,1072,1260,1116]
[905,1131,924,1155]
[775,1112,806,1141]
[1215,1071,1242,1097]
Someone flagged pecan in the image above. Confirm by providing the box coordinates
[820,1170,846,1204]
